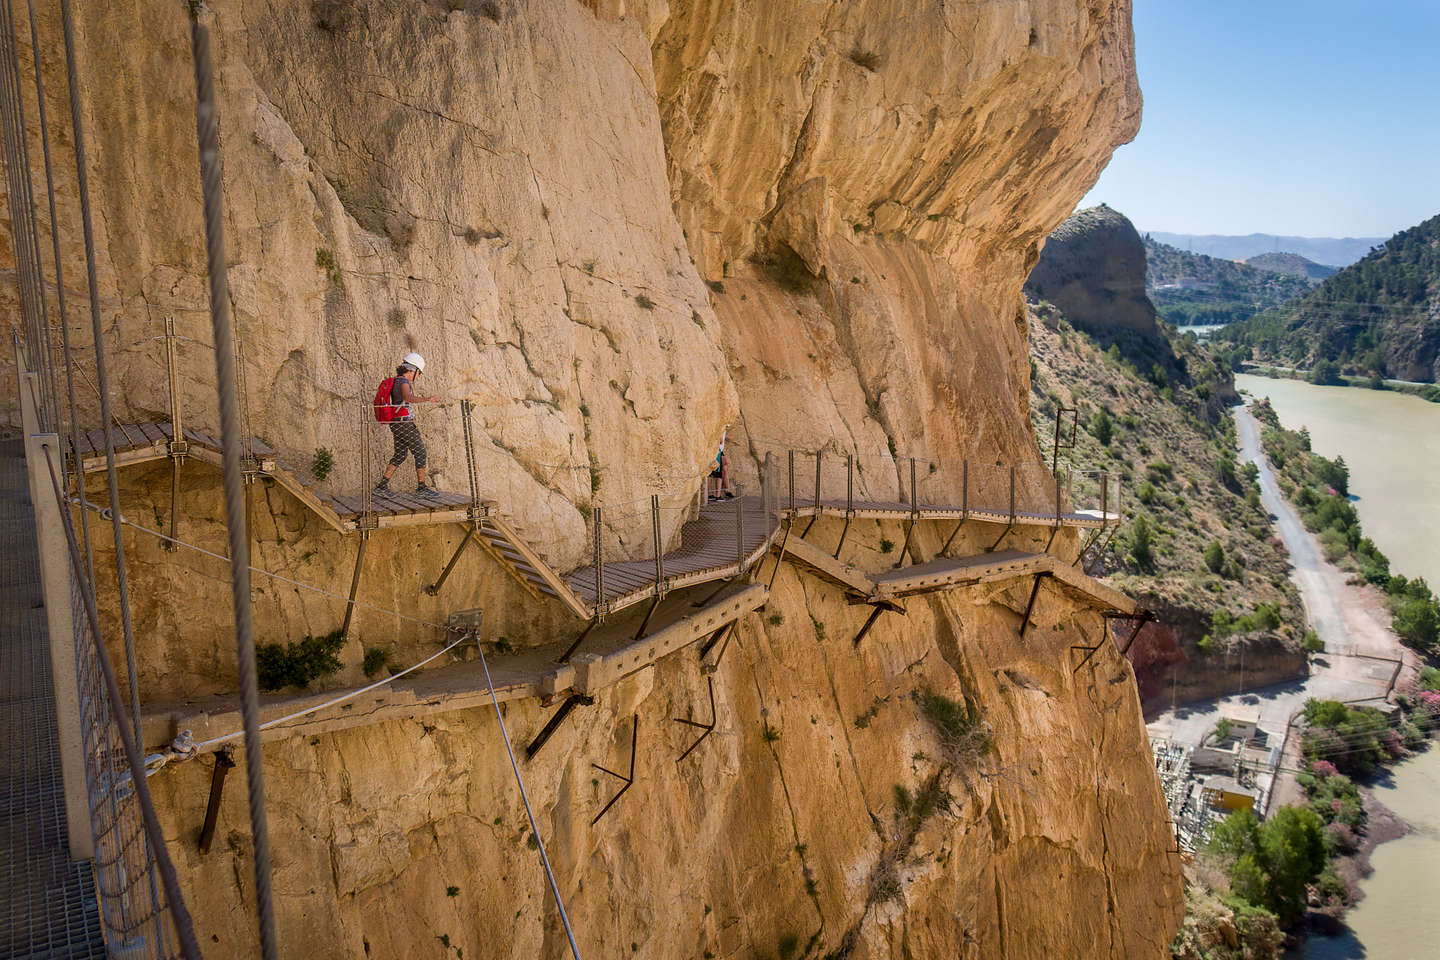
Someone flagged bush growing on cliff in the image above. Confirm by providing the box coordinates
[917,689,991,769]
[1204,541,1225,573]
[256,629,346,690]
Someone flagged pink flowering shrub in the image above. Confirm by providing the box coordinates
[1326,821,1358,853]
[1309,760,1339,779]
[1382,728,1405,758]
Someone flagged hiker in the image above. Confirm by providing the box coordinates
[709,425,735,500]
[373,352,442,498]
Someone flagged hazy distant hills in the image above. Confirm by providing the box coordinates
[1244,252,1338,282]
[1143,238,1313,326]
[1148,231,1384,267]
[1217,213,1440,382]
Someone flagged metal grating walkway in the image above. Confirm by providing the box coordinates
[0,440,105,959]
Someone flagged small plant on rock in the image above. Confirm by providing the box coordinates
[311,446,335,481]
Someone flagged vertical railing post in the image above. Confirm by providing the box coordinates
[1100,470,1109,520]
[1008,465,1016,525]
[651,494,664,593]
[846,454,854,516]
[814,450,823,512]
[593,505,605,620]
[788,449,795,515]
[962,459,969,519]
[163,317,185,551]
[735,492,745,571]
[360,402,373,529]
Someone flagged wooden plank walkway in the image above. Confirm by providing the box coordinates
[143,582,769,752]
[564,496,780,617]
[72,421,478,532]
[787,498,1116,529]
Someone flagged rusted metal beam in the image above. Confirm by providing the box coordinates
[339,533,369,641]
[525,694,594,761]
[425,524,474,596]
[557,619,598,664]
[674,677,717,762]
[1017,572,1048,641]
[851,605,886,647]
[591,714,638,825]
[833,454,855,558]
[197,747,235,854]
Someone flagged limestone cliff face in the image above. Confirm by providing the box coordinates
[1025,204,1160,341]
[3,0,1184,956]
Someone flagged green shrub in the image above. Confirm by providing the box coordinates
[315,248,342,285]
[1206,806,1327,926]
[1203,541,1225,573]
[1301,630,1324,654]
[1090,408,1114,446]
[362,647,390,678]
[311,446,335,481]
[257,629,345,690]
[1419,665,1440,692]
[1128,514,1153,569]
[918,689,991,767]
[1393,597,1440,651]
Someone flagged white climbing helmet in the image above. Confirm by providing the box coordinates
[402,352,426,373]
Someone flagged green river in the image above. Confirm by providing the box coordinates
[1236,374,1439,959]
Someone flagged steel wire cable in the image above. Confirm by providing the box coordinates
[56,0,145,747]
[41,446,203,960]
[23,0,96,588]
[187,9,278,958]
[473,639,583,959]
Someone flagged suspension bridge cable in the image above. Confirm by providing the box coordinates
[187,8,279,959]
[39,448,204,960]
[56,0,145,746]
[474,638,584,960]
[23,0,96,588]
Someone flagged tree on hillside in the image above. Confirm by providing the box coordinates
[1090,408,1114,446]
[1207,806,1327,927]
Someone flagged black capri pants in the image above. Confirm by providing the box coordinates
[388,420,427,469]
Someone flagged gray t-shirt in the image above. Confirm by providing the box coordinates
[390,374,414,420]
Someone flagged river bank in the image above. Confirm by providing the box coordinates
[1229,379,1438,959]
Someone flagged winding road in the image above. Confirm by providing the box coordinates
[1152,404,1405,811]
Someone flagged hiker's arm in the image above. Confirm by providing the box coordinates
[399,379,441,404]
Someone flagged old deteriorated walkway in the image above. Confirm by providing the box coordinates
[0,440,106,958]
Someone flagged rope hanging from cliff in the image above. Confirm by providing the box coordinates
[187,8,280,959]
[473,637,584,959]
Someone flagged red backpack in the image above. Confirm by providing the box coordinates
[373,377,402,422]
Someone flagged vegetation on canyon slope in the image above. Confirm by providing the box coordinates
[1144,237,1316,327]
[1029,309,1302,650]
[1217,213,1440,382]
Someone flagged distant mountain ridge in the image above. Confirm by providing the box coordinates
[1143,238,1313,327]
[1244,252,1337,282]
[1148,231,1385,267]
[1217,213,1440,382]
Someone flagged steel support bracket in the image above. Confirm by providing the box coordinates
[198,747,236,854]
[851,605,887,647]
[591,714,638,825]
[525,694,594,761]
[1017,572,1049,641]
[673,677,717,762]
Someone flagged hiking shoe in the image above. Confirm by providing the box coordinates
[373,480,391,496]
[415,483,440,499]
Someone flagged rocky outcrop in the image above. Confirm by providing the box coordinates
[3,0,1184,956]
[1025,204,1160,342]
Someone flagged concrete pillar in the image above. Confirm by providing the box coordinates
[25,431,95,860]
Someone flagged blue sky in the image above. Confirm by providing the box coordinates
[1080,0,1440,238]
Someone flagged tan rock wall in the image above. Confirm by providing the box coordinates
[150,524,1181,959]
[1,0,1183,955]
